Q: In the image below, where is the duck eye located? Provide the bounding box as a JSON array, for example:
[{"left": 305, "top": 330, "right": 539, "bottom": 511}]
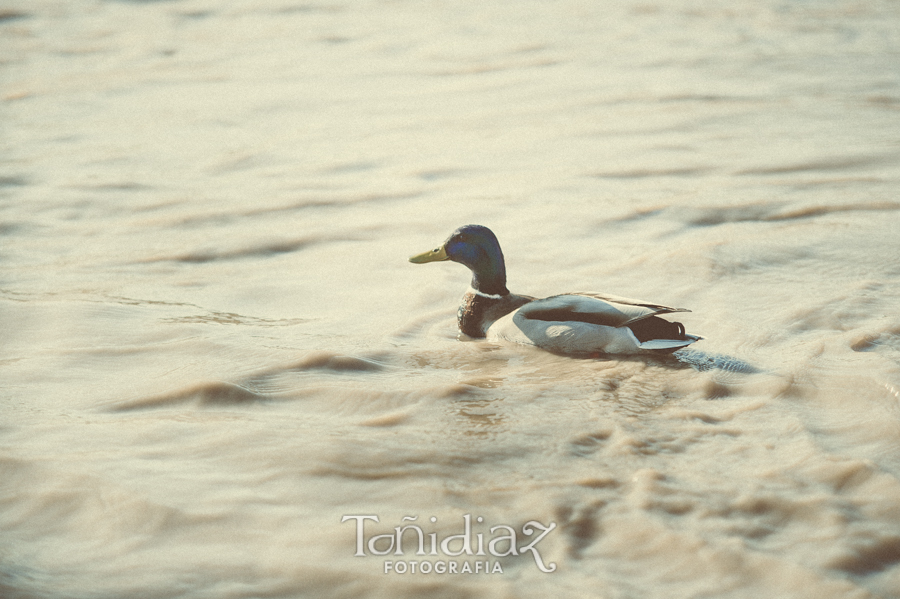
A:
[{"left": 433, "top": 248, "right": 440, "bottom": 252}]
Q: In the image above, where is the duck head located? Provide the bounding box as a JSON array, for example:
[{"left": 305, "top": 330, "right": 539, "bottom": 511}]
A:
[{"left": 409, "top": 224, "right": 509, "bottom": 296}]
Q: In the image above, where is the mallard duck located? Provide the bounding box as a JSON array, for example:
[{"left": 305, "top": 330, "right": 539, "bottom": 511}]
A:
[{"left": 409, "top": 224, "right": 700, "bottom": 355}]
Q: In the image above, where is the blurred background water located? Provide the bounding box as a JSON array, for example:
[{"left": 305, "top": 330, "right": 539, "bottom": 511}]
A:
[{"left": 2, "top": 1, "right": 900, "bottom": 597}]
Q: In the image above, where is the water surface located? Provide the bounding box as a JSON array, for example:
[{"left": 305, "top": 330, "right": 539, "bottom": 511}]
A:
[{"left": 2, "top": 0, "right": 900, "bottom": 597}]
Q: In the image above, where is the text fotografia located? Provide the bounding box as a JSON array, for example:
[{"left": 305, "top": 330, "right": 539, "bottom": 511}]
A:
[{"left": 341, "top": 514, "right": 557, "bottom": 574}]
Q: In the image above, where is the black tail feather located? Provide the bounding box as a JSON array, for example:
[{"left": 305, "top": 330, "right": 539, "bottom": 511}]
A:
[{"left": 627, "top": 316, "right": 686, "bottom": 343}]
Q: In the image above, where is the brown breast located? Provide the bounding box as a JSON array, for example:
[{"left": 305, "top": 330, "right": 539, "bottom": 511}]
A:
[{"left": 457, "top": 292, "right": 533, "bottom": 338}]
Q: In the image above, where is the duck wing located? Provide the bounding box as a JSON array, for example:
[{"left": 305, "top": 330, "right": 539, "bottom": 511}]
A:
[{"left": 516, "top": 292, "right": 689, "bottom": 328}]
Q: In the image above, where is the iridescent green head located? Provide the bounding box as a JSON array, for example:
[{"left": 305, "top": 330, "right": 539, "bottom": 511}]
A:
[{"left": 409, "top": 224, "right": 509, "bottom": 296}]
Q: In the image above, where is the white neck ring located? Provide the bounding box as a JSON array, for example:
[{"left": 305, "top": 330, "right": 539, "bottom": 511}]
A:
[{"left": 467, "top": 286, "right": 505, "bottom": 300}]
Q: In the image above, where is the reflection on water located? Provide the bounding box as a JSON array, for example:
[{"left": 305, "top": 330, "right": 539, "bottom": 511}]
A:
[{"left": 2, "top": 0, "right": 900, "bottom": 597}]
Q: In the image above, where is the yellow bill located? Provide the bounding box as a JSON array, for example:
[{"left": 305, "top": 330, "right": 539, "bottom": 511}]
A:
[{"left": 409, "top": 245, "right": 449, "bottom": 264}]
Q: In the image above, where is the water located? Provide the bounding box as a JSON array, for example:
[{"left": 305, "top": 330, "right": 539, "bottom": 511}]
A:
[{"left": 2, "top": 0, "right": 900, "bottom": 597}]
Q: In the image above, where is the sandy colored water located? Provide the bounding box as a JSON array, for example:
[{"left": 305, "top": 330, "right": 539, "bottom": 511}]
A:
[{"left": 2, "top": 0, "right": 900, "bottom": 597}]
